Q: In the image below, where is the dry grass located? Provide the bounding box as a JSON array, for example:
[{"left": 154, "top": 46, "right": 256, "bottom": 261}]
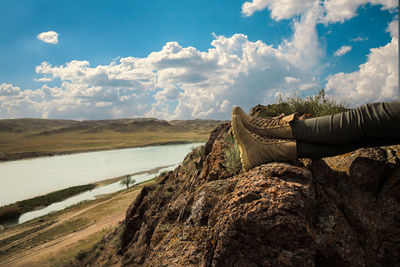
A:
[
  {"left": 0, "top": 130, "right": 211, "bottom": 160},
  {"left": 258, "top": 89, "right": 349, "bottom": 118},
  {"left": 0, "top": 118, "right": 223, "bottom": 160},
  {"left": 45, "top": 229, "right": 108, "bottom": 267},
  {"left": 0, "top": 181, "right": 150, "bottom": 266},
  {"left": 223, "top": 133, "right": 242, "bottom": 175}
]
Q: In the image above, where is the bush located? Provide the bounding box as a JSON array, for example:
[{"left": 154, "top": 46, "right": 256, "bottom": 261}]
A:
[
  {"left": 120, "top": 175, "right": 136, "bottom": 189},
  {"left": 223, "top": 134, "right": 242, "bottom": 175},
  {"left": 0, "top": 204, "right": 20, "bottom": 222},
  {"left": 191, "top": 145, "right": 204, "bottom": 159},
  {"left": 75, "top": 250, "right": 87, "bottom": 261},
  {"left": 258, "top": 89, "right": 349, "bottom": 118}
]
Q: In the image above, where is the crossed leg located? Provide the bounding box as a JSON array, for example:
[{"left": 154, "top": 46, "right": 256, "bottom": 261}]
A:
[{"left": 291, "top": 101, "right": 400, "bottom": 158}]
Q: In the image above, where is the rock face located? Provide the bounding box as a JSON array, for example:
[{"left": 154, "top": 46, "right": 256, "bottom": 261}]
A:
[{"left": 90, "top": 122, "right": 400, "bottom": 266}]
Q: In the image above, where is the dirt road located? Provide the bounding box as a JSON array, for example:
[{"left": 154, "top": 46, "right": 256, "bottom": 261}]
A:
[{"left": 0, "top": 184, "right": 144, "bottom": 267}]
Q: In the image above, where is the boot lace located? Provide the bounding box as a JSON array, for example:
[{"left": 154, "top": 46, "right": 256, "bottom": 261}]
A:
[
  {"left": 249, "top": 116, "right": 289, "bottom": 129},
  {"left": 248, "top": 130, "right": 286, "bottom": 144}
]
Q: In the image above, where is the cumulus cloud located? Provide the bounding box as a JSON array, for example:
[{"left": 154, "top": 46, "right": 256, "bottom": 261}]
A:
[
  {"left": 242, "top": 0, "right": 315, "bottom": 20},
  {"left": 299, "top": 83, "right": 319, "bottom": 91},
  {"left": 280, "top": 2, "right": 323, "bottom": 70},
  {"left": 2, "top": 1, "right": 397, "bottom": 119},
  {"left": 326, "top": 20, "right": 398, "bottom": 106},
  {"left": 0, "top": 83, "right": 21, "bottom": 96},
  {"left": 387, "top": 18, "right": 399, "bottom": 38},
  {"left": 241, "top": 0, "right": 398, "bottom": 23},
  {"left": 334, "top": 45, "right": 352, "bottom": 56},
  {"left": 219, "top": 99, "right": 231, "bottom": 112},
  {"left": 0, "top": 32, "right": 319, "bottom": 119},
  {"left": 37, "top": 31, "right": 59, "bottom": 44},
  {"left": 240, "top": 0, "right": 398, "bottom": 107},
  {"left": 323, "top": 0, "right": 397, "bottom": 23}
]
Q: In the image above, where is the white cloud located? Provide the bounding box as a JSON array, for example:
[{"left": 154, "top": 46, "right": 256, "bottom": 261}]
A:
[
  {"left": 241, "top": 0, "right": 315, "bottom": 20},
  {"left": 279, "top": 3, "right": 323, "bottom": 70},
  {"left": 241, "top": 0, "right": 398, "bottom": 23},
  {"left": 299, "top": 83, "right": 319, "bottom": 91},
  {"left": 0, "top": 83, "right": 21, "bottom": 96},
  {"left": 2, "top": 2, "right": 397, "bottom": 120},
  {"left": 1, "top": 32, "right": 318, "bottom": 120},
  {"left": 219, "top": 99, "right": 230, "bottom": 112},
  {"left": 387, "top": 18, "right": 398, "bottom": 38},
  {"left": 334, "top": 45, "right": 352, "bottom": 56},
  {"left": 350, "top": 36, "right": 369, "bottom": 42},
  {"left": 37, "top": 31, "right": 59, "bottom": 44},
  {"left": 326, "top": 23, "right": 398, "bottom": 106},
  {"left": 154, "top": 87, "right": 181, "bottom": 101},
  {"left": 285, "top": 76, "right": 300, "bottom": 83},
  {"left": 34, "top": 77, "right": 53, "bottom": 82},
  {"left": 323, "top": 0, "right": 397, "bottom": 23},
  {"left": 240, "top": 0, "right": 398, "bottom": 108},
  {"left": 95, "top": 102, "right": 113, "bottom": 107}
]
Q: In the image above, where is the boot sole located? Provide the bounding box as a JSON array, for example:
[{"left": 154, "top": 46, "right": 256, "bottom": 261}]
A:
[{"left": 231, "top": 115, "right": 251, "bottom": 172}]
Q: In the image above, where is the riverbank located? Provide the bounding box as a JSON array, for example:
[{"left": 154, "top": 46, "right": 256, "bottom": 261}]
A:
[
  {"left": 0, "top": 142, "right": 203, "bottom": 207},
  {"left": 0, "top": 140, "right": 199, "bottom": 162},
  {"left": 0, "top": 118, "right": 223, "bottom": 162},
  {"left": 0, "top": 164, "right": 174, "bottom": 226},
  {"left": 0, "top": 184, "right": 96, "bottom": 223},
  {"left": 0, "top": 177, "right": 157, "bottom": 266}
]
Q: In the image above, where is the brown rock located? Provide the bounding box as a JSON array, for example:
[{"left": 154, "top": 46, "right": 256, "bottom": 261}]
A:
[
  {"left": 209, "top": 163, "right": 316, "bottom": 266},
  {"left": 86, "top": 122, "right": 400, "bottom": 267}
]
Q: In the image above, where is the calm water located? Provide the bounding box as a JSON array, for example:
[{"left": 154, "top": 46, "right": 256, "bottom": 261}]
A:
[
  {"left": 11, "top": 164, "right": 178, "bottom": 225},
  {"left": 0, "top": 143, "right": 203, "bottom": 207}
]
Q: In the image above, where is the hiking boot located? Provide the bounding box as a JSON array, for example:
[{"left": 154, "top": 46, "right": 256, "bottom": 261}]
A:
[
  {"left": 231, "top": 115, "right": 297, "bottom": 171},
  {"left": 232, "top": 106, "right": 297, "bottom": 139}
]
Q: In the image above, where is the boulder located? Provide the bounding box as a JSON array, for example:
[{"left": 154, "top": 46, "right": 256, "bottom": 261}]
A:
[{"left": 88, "top": 122, "right": 400, "bottom": 267}]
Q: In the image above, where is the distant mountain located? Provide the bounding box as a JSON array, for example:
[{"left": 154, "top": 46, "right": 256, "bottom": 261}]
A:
[
  {"left": 0, "top": 118, "right": 226, "bottom": 135},
  {"left": 0, "top": 118, "right": 76, "bottom": 133},
  {"left": 0, "top": 117, "right": 226, "bottom": 161}
]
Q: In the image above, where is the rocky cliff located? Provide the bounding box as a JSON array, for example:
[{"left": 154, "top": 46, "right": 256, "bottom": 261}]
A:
[{"left": 83, "top": 122, "right": 400, "bottom": 266}]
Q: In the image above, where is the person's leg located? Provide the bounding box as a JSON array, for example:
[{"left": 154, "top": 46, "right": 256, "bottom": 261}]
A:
[
  {"left": 291, "top": 101, "right": 400, "bottom": 144},
  {"left": 297, "top": 137, "right": 400, "bottom": 158}
]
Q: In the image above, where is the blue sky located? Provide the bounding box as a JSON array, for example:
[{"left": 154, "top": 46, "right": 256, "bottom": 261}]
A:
[{"left": 0, "top": 0, "right": 398, "bottom": 120}]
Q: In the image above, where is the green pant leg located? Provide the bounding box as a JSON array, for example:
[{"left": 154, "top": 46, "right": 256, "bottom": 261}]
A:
[
  {"left": 297, "top": 137, "right": 400, "bottom": 158},
  {"left": 291, "top": 101, "right": 400, "bottom": 144}
]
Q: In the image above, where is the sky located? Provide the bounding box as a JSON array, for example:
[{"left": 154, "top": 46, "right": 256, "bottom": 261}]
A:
[{"left": 0, "top": 0, "right": 398, "bottom": 120}]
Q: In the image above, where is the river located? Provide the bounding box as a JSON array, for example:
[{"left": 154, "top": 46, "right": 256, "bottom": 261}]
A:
[{"left": 0, "top": 143, "right": 203, "bottom": 207}]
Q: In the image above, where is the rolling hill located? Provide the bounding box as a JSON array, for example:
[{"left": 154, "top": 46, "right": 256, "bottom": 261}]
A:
[{"left": 0, "top": 118, "right": 225, "bottom": 161}]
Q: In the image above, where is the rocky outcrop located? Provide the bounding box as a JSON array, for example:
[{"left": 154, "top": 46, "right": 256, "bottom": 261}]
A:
[{"left": 88, "top": 122, "right": 400, "bottom": 266}]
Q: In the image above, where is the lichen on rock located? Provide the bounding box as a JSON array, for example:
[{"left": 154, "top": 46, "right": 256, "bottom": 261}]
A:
[{"left": 84, "top": 122, "right": 400, "bottom": 267}]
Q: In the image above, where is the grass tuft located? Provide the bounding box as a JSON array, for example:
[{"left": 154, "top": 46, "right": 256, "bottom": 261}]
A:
[
  {"left": 223, "top": 134, "right": 241, "bottom": 175},
  {"left": 191, "top": 145, "right": 205, "bottom": 159},
  {"left": 258, "top": 89, "right": 349, "bottom": 118},
  {"left": 75, "top": 250, "right": 88, "bottom": 261}
]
